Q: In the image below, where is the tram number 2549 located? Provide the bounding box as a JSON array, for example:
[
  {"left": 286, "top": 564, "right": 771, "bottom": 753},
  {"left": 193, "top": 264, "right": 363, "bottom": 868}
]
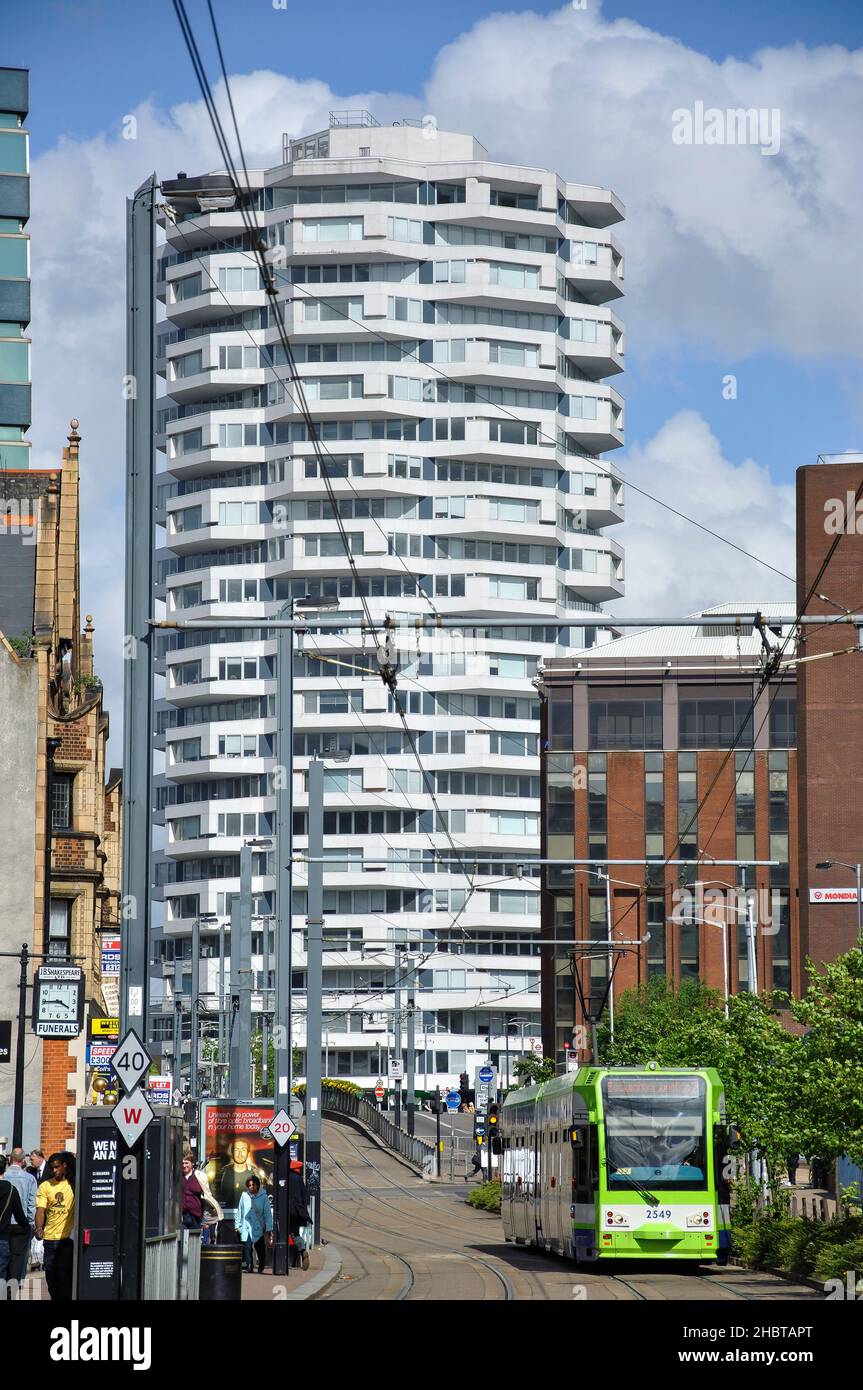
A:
[{"left": 644, "top": 1208, "right": 674, "bottom": 1221}]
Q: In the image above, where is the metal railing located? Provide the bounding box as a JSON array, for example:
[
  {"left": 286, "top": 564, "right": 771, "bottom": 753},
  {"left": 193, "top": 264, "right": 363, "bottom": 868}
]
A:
[
  {"left": 143, "top": 1227, "right": 201, "bottom": 1300},
  {"left": 322, "top": 1085, "right": 435, "bottom": 1172},
  {"left": 143, "top": 1233, "right": 181, "bottom": 1301}
]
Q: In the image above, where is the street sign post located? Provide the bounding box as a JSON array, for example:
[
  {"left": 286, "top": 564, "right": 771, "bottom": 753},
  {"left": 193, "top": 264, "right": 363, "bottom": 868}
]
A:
[
  {"left": 474, "top": 1063, "right": 498, "bottom": 1105},
  {"left": 111, "top": 1086, "right": 155, "bottom": 1147},
  {"left": 111, "top": 1029, "right": 151, "bottom": 1092},
  {"left": 445, "top": 1090, "right": 461, "bottom": 1112},
  {"left": 374, "top": 1081, "right": 385, "bottom": 1103},
  {"left": 271, "top": 1109, "right": 297, "bottom": 1147},
  {"left": 388, "top": 1058, "right": 404, "bottom": 1081}
]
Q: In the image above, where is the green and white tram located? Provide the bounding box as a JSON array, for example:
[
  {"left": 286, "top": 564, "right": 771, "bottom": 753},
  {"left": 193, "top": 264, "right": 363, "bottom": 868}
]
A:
[{"left": 499, "top": 1065, "right": 732, "bottom": 1262}]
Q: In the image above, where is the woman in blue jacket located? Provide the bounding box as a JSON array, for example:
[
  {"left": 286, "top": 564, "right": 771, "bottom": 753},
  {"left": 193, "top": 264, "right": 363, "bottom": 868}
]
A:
[{"left": 234, "top": 1175, "right": 273, "bottom": 1273}]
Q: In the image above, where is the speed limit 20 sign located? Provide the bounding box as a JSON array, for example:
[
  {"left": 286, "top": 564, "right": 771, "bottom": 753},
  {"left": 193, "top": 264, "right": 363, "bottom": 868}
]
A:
[
  {"left": 111, "top": 1029, "right": 152, "bottom": 1091},
  {"left": 270, "top": 1108, "right": 297, "bottom": 1146}
]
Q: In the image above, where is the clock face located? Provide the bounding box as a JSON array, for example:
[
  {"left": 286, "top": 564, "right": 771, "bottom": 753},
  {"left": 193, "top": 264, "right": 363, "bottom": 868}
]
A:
[{"left": 40, "top": 983, "right": 79, "bottom": 1020}]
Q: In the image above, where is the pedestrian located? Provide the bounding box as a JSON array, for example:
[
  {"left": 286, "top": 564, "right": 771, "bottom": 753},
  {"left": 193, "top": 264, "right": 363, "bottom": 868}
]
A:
[
  {"left": 288, "top": 1159, "right": 311, "bottom": 1271},
  {"left": 27, "top": 1150, "right": 48, "bottom": 1183},
  {"left": 34, "top": 1153, "right": 75, "bottom": 1301},
  {"left": 465, "top": 1147, "right": 483, "bottom": 1182},
  {"left": 0, "top": 1155, "right": 30, "bottom": 1293},
  {"left": 3, "top": 1148, "right": 36, "bottom": 1285},
  {"left": 235, "top": 1175, "right": 272, "bottom": 1273},
  {"left": 182, "top": 1153, "right": 205, "bottom": 1231}
]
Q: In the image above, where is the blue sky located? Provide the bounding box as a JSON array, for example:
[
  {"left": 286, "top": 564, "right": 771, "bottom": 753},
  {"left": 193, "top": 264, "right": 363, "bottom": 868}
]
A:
[
  {"left": 5, "top": 0, "right": 863, "bottom": 154},
  {"left": 9, "top": 0, "right": 863, "bottom": 729}
]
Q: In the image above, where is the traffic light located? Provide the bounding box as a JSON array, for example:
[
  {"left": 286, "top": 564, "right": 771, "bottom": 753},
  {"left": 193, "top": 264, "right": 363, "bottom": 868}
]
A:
[
  {"left": 428, "top": 1091, "right": 440, "bottom": 1114},
  {"left": 487, "top": 1102, "right": 501, "bottom": 1153},
  {"left": 459, "top": 1071, "right": 470, "bottom": 1101}
]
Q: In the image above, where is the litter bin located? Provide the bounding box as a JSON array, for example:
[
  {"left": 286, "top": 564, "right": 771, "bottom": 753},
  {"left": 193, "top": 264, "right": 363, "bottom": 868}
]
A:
[{"left": 199, "top": 1243, "right": 243, "bottom": 1301}]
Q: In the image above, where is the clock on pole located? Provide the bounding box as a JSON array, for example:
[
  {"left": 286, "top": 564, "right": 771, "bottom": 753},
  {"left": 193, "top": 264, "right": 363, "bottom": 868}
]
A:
[{"left": 32, "top": 964, "right": 84, "bottom": 1039}]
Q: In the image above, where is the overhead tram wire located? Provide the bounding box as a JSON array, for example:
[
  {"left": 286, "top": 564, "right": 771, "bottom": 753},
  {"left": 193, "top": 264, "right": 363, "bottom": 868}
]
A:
[
  {"left": 605, "top": 472, "right": 863, "bottom": 942},
  {"left": 160, "top": 231, "right": 482, "bottom": 933},
  {"left": 173, "top": 3, "right": 847, "bottom": 971},
  {"left": 157, "top": 232, "right": 664, "bottom": 839},
  {"left": 171, "top": 0, "right": 479, "bottom": 920}
]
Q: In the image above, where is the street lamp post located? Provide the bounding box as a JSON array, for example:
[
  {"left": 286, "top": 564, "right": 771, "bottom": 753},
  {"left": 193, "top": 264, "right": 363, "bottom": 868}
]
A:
[{"left": 816, "top": 860, "right": 863, "bottom": 947}]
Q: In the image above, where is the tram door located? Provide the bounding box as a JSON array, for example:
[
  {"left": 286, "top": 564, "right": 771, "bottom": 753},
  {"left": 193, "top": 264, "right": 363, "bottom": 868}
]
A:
[{"left": 533, "top": 1120, "right": 544, "bottom": 1247}]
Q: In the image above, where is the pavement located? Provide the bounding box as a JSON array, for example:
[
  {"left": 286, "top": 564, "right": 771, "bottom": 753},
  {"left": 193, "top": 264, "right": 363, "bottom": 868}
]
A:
[{"left": 240, "top": 1241, "right": 342, "bottom": 1301}]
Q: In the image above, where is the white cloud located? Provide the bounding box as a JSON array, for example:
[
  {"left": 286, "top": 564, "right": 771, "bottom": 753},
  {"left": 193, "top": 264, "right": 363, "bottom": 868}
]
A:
[
  {"left": 616, "top": 410, "right": 795, "bottom": 618},
  {"left": 26, "top": 5, "right": 862, "bottom": 737},
  {"left": 426, "top": 3, "right": 863, "bottom": 359}
]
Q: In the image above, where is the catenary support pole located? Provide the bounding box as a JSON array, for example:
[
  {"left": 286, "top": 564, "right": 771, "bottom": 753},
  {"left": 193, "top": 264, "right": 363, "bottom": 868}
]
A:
[
  {"left": 218, "top": 921, "right": 226, "bottom": 1093},
  {"left": 272, "top": 601, "right": 294, "bottom": 1276},
  {"left": 394, "top": 945, "right": 402, "bottom": 1130},
  {"left": 306, "top": 757, "right": 324, "bottom": 1247},
  {"left": 238, "top": 844, "right": 253, "bottom": 1089},
  {"left": 173, "top": 959, "right": 183, "bottom": 1092},
  {"left": 190, "top": 915, "right": 201, "bottom": 1106},
  {"left": 406, "top": 957, "right": 416, "bottom": 1137},
  {"left": 117, "top": 171, "right": 157, "bottom": 1302}
]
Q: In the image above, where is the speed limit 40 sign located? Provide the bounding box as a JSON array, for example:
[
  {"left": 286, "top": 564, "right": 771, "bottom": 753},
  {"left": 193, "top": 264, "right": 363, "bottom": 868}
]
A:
[
  {"left": 270, "top": 1108, "right": 297, "bottom": 1146},
  {"left": 111, "top": 1029, "right": 152, "bottom": 1091}
]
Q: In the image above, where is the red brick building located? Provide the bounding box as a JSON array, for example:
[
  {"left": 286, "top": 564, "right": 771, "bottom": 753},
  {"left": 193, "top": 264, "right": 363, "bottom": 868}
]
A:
[
  {"left": 539, "top": 603, "right": 798, "bottom": 1067},
  {"left": 796, "top": 455, "right": 863, "bottom": 965}
]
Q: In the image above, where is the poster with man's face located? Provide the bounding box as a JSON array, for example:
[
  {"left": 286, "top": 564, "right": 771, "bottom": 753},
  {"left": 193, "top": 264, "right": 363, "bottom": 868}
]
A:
[{"left": 201, "top": 1103, "right": 274, "bottom": 1212}]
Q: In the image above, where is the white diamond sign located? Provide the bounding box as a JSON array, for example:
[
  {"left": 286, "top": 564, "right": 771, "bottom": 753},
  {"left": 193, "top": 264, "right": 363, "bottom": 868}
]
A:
[
  {"left": 112, "top": 1086, "right": 155, "bottom": 1146},
  {"left": 270, "top": 1109, "right": 296, "bottom": 1147},
  {"left": 111, "top": 1029, "right": 152, "bottom": 1091}
]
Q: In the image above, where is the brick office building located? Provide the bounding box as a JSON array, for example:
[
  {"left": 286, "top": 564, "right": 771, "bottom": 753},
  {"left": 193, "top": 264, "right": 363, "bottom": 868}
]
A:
[
  {"left": 797, "top": 454, "right": 863, "bottom": 965},
  {"left": 538, "top": 603, "right": 799, "bottom": 1067},
  {"left": 0, "top": 421, "right": 122, "bottom": 1151}
]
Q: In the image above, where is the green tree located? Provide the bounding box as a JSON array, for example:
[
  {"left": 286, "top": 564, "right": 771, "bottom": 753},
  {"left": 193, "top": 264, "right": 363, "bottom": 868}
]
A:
[
  {"left": 512, "top": 1054, "right": 556, "bottom": 1087},
  {"left": 791, "top": 950, "right": 863, "bottom": 1167},
  {"left": 250, "top": 1031, "right": 303, "bottom": 1098},
  {"left": 599, "top": 976, "right": 802, "bottom": 1184}
]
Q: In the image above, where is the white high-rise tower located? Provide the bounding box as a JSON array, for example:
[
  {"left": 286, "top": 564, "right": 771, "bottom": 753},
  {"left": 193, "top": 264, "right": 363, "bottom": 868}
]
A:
[{"left": 152, "top": 115, "right": 624, "bottom": 1092}]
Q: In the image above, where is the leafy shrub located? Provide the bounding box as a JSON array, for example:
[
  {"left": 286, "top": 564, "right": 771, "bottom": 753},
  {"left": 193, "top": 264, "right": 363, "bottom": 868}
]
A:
[
  {"left": 295, "top": 1078, "right": 364, "bottom": 1099},
  {"left": 734, "top": 1212, "right": 863, "bottom": 1281},
  {"left": 812, "top": 1237, "right": 863, "bottom": 1284},
  {"left": 468, "top": 1180, "right": 501, "bottom": 1214}
]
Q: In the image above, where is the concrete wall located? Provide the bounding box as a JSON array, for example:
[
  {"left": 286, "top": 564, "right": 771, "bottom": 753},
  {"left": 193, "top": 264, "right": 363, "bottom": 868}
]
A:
[{"left": 0, "top": 647, "right": 41, "bottom": 1149}]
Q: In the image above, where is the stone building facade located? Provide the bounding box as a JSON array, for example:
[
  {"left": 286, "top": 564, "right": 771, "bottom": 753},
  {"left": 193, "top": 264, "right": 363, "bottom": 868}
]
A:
[{"left": 0, "top": 421, "right": 122, "bottom": 1151}]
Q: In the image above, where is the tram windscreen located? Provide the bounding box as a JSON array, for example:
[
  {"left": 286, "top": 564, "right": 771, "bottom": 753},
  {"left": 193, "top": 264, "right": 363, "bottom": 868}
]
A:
[{"left": 601, "top": 1076, "right": 708, "bottom": 1191}]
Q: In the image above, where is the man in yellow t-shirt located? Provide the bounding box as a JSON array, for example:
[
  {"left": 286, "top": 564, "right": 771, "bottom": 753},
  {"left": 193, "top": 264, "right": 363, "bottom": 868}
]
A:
[{"left": 35, "top": 1154, "right": 75, "bottom": 1300}]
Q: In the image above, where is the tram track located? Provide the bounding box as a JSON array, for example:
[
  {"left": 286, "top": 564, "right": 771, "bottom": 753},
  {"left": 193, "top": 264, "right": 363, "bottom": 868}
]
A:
[
  {"left": 319, "top": 1122, "right": 813, "bottom": 1302},
  {"left": 321, "top": 1125, "right": 517, "bottom": 1299}
]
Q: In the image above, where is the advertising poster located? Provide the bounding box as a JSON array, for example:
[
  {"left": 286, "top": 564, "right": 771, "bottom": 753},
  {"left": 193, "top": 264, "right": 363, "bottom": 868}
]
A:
[
  {"left": 201, "top": 1101, "right": 275, "bottom": 1212},
  {"left": 100, "top": 935, "right": 121, "bottom": 975}
]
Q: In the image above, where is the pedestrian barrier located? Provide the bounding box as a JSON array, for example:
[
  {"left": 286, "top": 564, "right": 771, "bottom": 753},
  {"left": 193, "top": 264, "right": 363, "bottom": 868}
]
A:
[
  {"left": 181, "top": 1226, "right": 201, "bottom": 1300},
  {"left": 321, "top": 1084, "right": 435, "bottom": 1172},
  {"left": 143, "top": 1232, "right": 182, "bottom": 1300}
]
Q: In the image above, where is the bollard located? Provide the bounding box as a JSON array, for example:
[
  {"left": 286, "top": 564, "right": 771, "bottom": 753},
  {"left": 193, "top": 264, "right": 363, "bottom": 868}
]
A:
[{"left": 199, "top": 1243, "right": 243, "bottom": 1301}]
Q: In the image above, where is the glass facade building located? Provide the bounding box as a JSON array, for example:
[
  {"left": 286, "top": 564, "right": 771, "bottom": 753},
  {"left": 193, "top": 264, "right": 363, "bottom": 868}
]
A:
[{"left": 0, "top": 68, "right": 30, "bottom": 470}]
